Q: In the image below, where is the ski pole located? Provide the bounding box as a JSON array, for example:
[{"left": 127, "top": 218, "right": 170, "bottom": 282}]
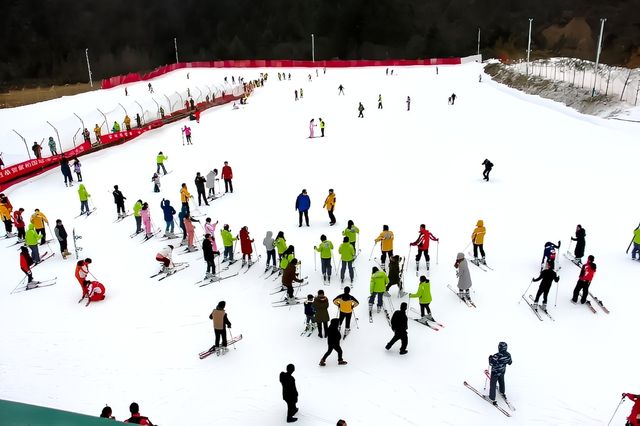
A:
[
  {"left": 607, "top": 394, "right": 626, "bottom": 426},
  {"left": 405, "top": 245, "right": 412, "bottom": 273},
  {"left": 483, "top": 366, "right": 490, "bottom": 391},
  {"left": 554, "top": 278, "right": 559, "bottom": 307},
  {"left": 626, "top": 226, "right": 638, "bottom": 253},
  {"left": 314, "top": 250, "right": 317, "bottom": 271},
  {"left": 228, "top": 329, "right": 237, "bottom": 351},
  {"left": 368, "top": 241, "right": 378, "bottom": 261},
  {"left": 518, "top": 280, "right": 535, "bottom": 304}
]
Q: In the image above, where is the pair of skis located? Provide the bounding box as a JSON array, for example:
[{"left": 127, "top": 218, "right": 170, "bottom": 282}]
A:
[
  {"left": 11, "top": 277, "right": 57, "bottom": 294},
  {"left": 269, "top": 278, "right": 309, "bottom": 295},
  {"left": 198, "top": 334, "right": 242, "bottom": 359},
  {"left": 467, "top": 253, "right": 493, "bottom": 271},
  {"left": 410, "top": 307, "right": 445, "bottom": 331},
  {"left": 149, "top": 263, "right": 189, "bottom": 280},
  {"left": 447, "top": 284, "right": 476, "bottom": 308},
  {"left": 196, "top": 272, "right": 239, "bottom": 287},
  {"left": 113, "top": 212, "right": 133, "bottom": 223},
  {"left": 74, "top": 208, "right": 97, "bottom": 218},
  {"left": 463, "top": 380, "right": 514, "bottom": 417},
  {"left": 522, "top": 294, "right": 553, "bottom": 321},
  {"left": 301, "top": 323, "right": 317, "bottom": 337}
]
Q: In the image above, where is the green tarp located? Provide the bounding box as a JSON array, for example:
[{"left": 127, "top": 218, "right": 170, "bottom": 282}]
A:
[{"left": 0, "top": 399, "right": 125, "bottom": 426}]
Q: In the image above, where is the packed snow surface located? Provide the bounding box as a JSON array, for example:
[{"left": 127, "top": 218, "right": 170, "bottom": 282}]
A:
[{"left": 1, "top": 63, "right": 638, "bottom": 425}]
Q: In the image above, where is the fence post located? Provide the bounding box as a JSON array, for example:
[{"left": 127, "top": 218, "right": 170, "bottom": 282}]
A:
[
  {"left": 163, "top": 95, "right": 172, "bottom": 112},
  {"left": 635, "top": 81, "right": 640, "bottom": 106},
  {"left": 12, "top": 129, "right": 31, "bottom": 160},
  {"left": 619, "top": 69, "right": 632, "bottom": 101},
  {"left": 46, "top": 121, "right": 63, "bottom": 154},
  {"left": 73, "top": 113, "right": 85, "bottom": 139},
  {"left": 118, "top": 103, "right": 128, "bottom": 116},
  {"left": 72, "top": 128, "right": 81, "bottom": 147},
  {"left": 134, "top": 101, "right": 144, "bottom": 124},
  {"left": 605, "top": 69, "right": 611, "bottom": 95},
  {"left": 97, "top": 108, "right": 108, "bottom": 132},
  {"left": 175, "top": 92, "right": 184, "bottom": 109}
]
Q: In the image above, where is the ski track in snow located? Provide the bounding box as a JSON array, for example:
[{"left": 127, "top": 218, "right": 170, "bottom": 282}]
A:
[{"left": 1, "top": 63, "right": 639, "bottom": 425}]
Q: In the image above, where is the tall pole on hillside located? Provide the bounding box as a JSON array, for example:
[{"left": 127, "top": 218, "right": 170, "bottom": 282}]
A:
[
  {"left": 311, "top": 33, "right": 315, "bottom": 62},
  {"left": 85, "top": 48, "right": 93, "bottom": 87},
  {"left": 174, "top": 37, "right": 179, "bottom": 63},
  {"left": 592, "top": 18, "right": 607, "bottom": 97},
  {"left": 526, "top": 18, "right": 533, "bottom": 75},
  {"left": 477, "top": 28, "right": 481, "bottom": 56}
]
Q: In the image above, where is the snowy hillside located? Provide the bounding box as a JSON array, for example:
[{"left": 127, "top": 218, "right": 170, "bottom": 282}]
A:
[{"left": 1, "top": 63, "right": 639, "bottom": 425}]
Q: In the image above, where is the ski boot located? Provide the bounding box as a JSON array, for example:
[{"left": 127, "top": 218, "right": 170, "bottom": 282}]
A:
[
  {"left": 480, "top": 257, "right": 486, "bottom": 265},
  {"left": 399, "top": 350, "right": 408, "bottom": 355},
  {"left": 532, "top": 302, "right": 538, "bottom": 309},
  {"left": 426, "top": 261, "right": 430, "bottom": 271},
  {"left": 241, "top": 260, "right": 247, "bottom": 266},
  {"left": 205, "top": 272, "right": 215, "bottom": 279},
  {"left": 187, "top": 246, "right": 197, "bottom": 252},
  {"left": 264, "top": 265, "right": 270, "bottom": 273},
  {"left": 377, "top": 305, "right": 382, "bottom": 313},
  {"left": 286, "top": 296, "right": 297, "bottom": 305},
  {"left": 273, "top": 265, "right": 279, "bottom": 273},
  {"left": 541, "top": 303, "right": 547, "bottom": 311}
]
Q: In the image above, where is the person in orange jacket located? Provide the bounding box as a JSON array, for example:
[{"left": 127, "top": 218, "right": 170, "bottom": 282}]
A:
[
  {"left": 75, "top": 258, "right": 93, "bottom": 297},
  {"left": 323, "top": 189, "right": 336, "bottom": 226},
  {"left": 180, "top": 183, "right": 192, "bottom": 213},
  {"left": 471, "top": 220, "right": 486, "bottom": 264},
  {"left": 374, "top": 225, "right": 394, "bottom": 270}
]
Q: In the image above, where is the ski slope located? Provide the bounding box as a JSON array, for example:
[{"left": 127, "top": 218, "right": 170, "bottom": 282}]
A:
[{"left": 0, "top": 62, "right": 638, "bottom": 425}]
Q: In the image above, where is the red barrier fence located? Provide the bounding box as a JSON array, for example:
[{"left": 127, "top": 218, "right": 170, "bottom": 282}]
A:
[{"left": 101, "top": 57, "right": 462, "bottom": 89}]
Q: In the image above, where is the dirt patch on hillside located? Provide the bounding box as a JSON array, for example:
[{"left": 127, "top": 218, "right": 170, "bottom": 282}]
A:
[
  {"left": 0, "top": 83, "right": 97, "bottom": 108},
  {"left": 541, "top": 17, "right": 595, "bottom": 59}
]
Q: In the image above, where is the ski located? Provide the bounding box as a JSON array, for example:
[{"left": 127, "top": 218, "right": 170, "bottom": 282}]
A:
[
  {"left": 272, "top": 300, "right": 304, "bottom": 308},
  {"left": 129, "top": 231, "right": 144, "bottom": 238},
  {"left": 198, "top": 272, "right": 239, "bottom": 287},
  {"left": 467, "top": 253, "right": 489, "bottom": 271},
  {"left": 6, "top": 240, "right": 24, "bottom": 248},
  {"left": 522, "top": 294, "right": 543, "bottom": 321},
  {"left": 75, "top": 208, "right": 97, "bottom": 218},
  {"left": 528, "top": 295, "right": 554, "bottom": 321},
  {"left": 409, "top": 308, "right": 445, "bottom": 328},
  {"left": 199, "top": 334, "right": 243, "bottom": 359},
  {"left": 32, "top": 252, "right": 54, "bottom": 266},
  {"left": 447, "top": 285, "right": 474, "bottom": 308},
  {"left": 113, "top": 212, "right": 133, "bottom": 223},
  {"left": 152, "top": 263, "right": 189, "bottom": 280},
  {"left": 588, "top": 292, "right": 609, "bottom": 314},
  {"left": 301, "top": 323, "right": 317, "bottom": 337},
  {"left": 11, "top": 278, "right": 57, "bottom": 294},
  {"left": 463, "top": 381, "right": 511, "bottom": 417},
  {"left": 482, "top": 370, "right": 516, "bottom": 411},
  {"left": 585, "top": 300, "right": 597, "bottom": 314},
  {"left": 413, "top": 318, "right": 439, "bottom": 330},
  {"left": 264, "top": 268, "right": 279, "bottom": 279},
  {"left": 269, "top": 280, "right": 308, "bottom": 295},
  {"left": 563, "top": 252, "right": 582, "bottom": 268}
]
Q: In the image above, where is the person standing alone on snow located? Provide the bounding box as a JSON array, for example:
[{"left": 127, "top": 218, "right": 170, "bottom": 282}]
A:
[
  {"left": 471, "top": 220, "right": 486, "bottom": 264},
  {"left": 313, "top": 290, "right": 330, "bottom": 338},
  {"left": 160, "top": 199, "right": 176, "bottom": 237},
  {"left": 78, "top": 184, "right": 91, "bottom": 215},
  {"left": 571, "top": 224, "right": 586, "bottom": 264},
  {"left": 319, "top": 318, "right": 348, "bottom": 367},
  {"left": 319, "top": 118, "right": 325, "bottom": 137},
  {"left": 295, "top": 189, "right": 311, "bottom": 227},
  {"left": 156, "top": 152, "right": 168, "bottom": 175},
  {"left": 222, "top": 161, "right": 233, "bottom": 193},
  {"left": 323, "top": 189, "right": 336, "bottom": 226},
  {"left": 488, "top": 342, "right": 512, "bottom": 405},
  {"left": 406, "top": 96, "right": 411, "bottom": 111},
  {"left": 482, "top": 159, "right": 493, "bottom": 181},
  {"left": 377, "top": 94, "right": 383, "bottom": 109},
  {"left": 209, "top": 301, "right": 231, "bottom": 353},
  {"left": 385, "top": 302, "right": 408, "bottom": 354},
  {"left": 571, "top": 255, "right": 596, "bottom": 305},
  {"left": 279, "top": 364, "right": 299, "bottom": 423},
  {"left": 357, "top": 102, "right": 365, "bottom": 118},
  {"left": 112, "top": 185, "right": 126, "bottom": 219}
]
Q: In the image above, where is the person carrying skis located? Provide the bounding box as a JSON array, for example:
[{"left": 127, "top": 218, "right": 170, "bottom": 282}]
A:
[
  {"left": 113, "top": 185, "right": 126, "bottom": 219},
  {"left": 313, "top": 289, "right": 330, "bottom": 338},
  {"left": 206, "top": 169, "right": 218, "bottom": 198},
  {"left": 374, "top": 225, "right": 394, "bottom": 270},
  {"left": 304, "top": 294, "right": 316, "bottom": 333},
  {"left": 622, "top": 393, "right": 640, "bottom": 426},
  {"left": 222, "top": 161, "right": 233, "bottom": 193},
  {"left": 133, "top": 200, "right": 143, "bottom": 234},
  {"left": 47, "top": 137, "right": 57, "bottom": 156},
  {"left": 309, "top": 118, "right": 316, "bottom": 138},
  {"left": 455, "top": 252, "right": 472, "bottom": 299},
  {"left": 315, "top": 234, "right": 334, "bottom": 282},
  {"left": 194, "top": 172, "right": 209, "bottom": 206},
  {"left": 571, "top": 255, "right": 596, "bottom": 305},
  {"left": 333, "top": 286, "right": 359, "bottom": 332},
  {"left": 295, "top": 189, "right": 310, "bottom": 227},
  {"left": 338, "top": 236, "right": 355, "bottom": 284},
  {"left": 531, "top": 262, "right": 559, "bottom": 309},
  {"left": 282, "top": 258, "right": 304, "bottom": 303},
  {"left": 323, "top": 189, "right": 336, "bottom": 226},
  {"left": 155, "top": 245, "right": 174, "bottom": 272},
  {"left": 75, "top": 258, "right": 93, "bottom": 297},
  {"left": 357, "top": 102, "right": 365, "bottom": 118},
  {"left": 632, "top": 224, "right": 640, "bottom": 260},
  {"left": 369, "top": 266, "right": 389, "bottom": 315},
  {"left": 488, "top": 341, "right": 513, "bottom": 405},
  {"left": 410, "top": 224, "right": 439, "bottom": 271},
  {"left": 319, "top": 318, "right": 348, "bottom": 366},
  {"left": 184, "top": 213, "right": 199, "bottom": 251},
  {"left": 156, "top": 152, "right": 168, "bottom": 175},
  {"left": 385, "top": 302, "right": 408, "bottom": 355},
  {"left": 72, "top": 158, "right": 82, "bottom": 182},
  {"left": 160, "top": 199, "right": 176, "bottom": 237},
  {"left": 342, "top": 220, "right": 360, "bottom": 250},
  {"left": 542, "top": 241, "right": 561, "bottom": 270},
  {"left": 263, "top": 231, "right": 276, "bottom": 272},
  {"left": 209, "top": 301, "right": 232, "bottom": 353},
  {"left": 471, "top": 220, "right": 486, "bottom": 264},
  {"left": 571, "top": 224, "right": 586, "bottom": 264},
  {"left": 385, "top": 255, "right": 404, "bottom": 297},
  {"left": 239, "top": 226, "right": 254, "bottom": 265},
  {"left": 279, "top": 364, "right": 299, "bottom": 423},
  {"left": 30, "top": 209, "right": 48, "bottom": 245},
  {"left": 54, "top": 219, "right": 70, "bottom": 259},
  {"left": 78, "top": 184, "right": 91, "bottom": 215},
  {"left": 25, "top": 224, "right": 41, "bottom": 263},
  {"left": 221, "top": 224, "right": 237, "bottom": 262},
  {"left": 13, "top": 208, "right": 26, "bottom": 242},
  {"left": 19, "top": 246, "right": 36, "bottom": 288},
  {"left": 180, "top": 183, "right": 192, "bottom": 213},
  {"left": 482, "top": 159, "right": 493, "bottom": 181},
  {"left": 203, "top": 234, "right": 217, "bottom": 278},
  {"left": 60, "top": 156, "right": 73, "bottom": 186}
]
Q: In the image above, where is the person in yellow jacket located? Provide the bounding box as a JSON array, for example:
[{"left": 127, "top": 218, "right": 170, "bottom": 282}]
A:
[
  {"left": 93, "top": 124, "right": 101, "bottom": 141},
  {"left": 30, "top": 208, "right": 49, "bottom": 245},
  {"left": 180, "top": 183, "right": 192, "bottom": 213},
  {"left": 323, "top": 189, "right": 336, "bottom": 226},
  {"left": 471, "top": 219, "right": 486, "bottom": 264},
  {"left": 123, "top": 115, "right": 131, "bottom": 131},
  {"left": 0, "top": 201, "right": 13, "bottom": 237},
  {"left": 631, "top": 223, "right": 640, "bottom": 260},
  {"left": 374, "top": 224, "right": 394, "bottom": 269},
  {"left": 333, "top": 286, "right": 359, "bottom": 333},
  {"left": 369, "top": 266, "right": 389, "bottom": 316},
  {"left": 409, "top": 275, "right": 433, "bottom": 321}
]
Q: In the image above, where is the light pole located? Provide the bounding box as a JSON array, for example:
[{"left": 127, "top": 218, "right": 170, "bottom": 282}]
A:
[
  {"left": 174, "top": 37, "right": 179, "bottom": 63},
  {"left": 311, "top": 33, "right": 315, "bottom": 62},
  {"left": 477, "top": 28, "right": 481, "bottom": 56},
  {"left": 85, "top": 48, "right": 93, "bottom": 87},
  {"left": 526, "top": 18, "right": 533, "bottom": 75},
  {"left": 592, "top": 18, "right": 607, "bottom": 97}
]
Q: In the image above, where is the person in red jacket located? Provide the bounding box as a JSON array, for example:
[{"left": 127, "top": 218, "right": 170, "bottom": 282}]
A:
[
  {"left": 409, "top": 224, "right": 439, "bottom": 271},
  {"left": 239, "top": 226, "right": 254, "bottom": 265},
  {"left": 571, "top": 255, "right": 596, "bottom": 304},
  {"left": 624, "top": 393, "right": 640, "bottom": 426},
  {"left": 75, "top": 258, "right": 92, "bottom": 297},
  {"left": 19, "top": 246, "right": 36, "bottom": 288},
  {"left": 13, "top": 208, "right": 26, "bottom": 241},
  {"left": 87, "top": 281, "right": 106, "bottom": 302},
  {"left": 124, "top": 402, "right": 154, "bottom": 425},
  {"left": 222, "top": 161, "right": 233, "bottom": 193}
]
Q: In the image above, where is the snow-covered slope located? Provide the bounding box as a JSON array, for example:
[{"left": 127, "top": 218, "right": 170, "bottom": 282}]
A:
[{"left": 1, "top": 63, "right": 638, "bottom": 425}]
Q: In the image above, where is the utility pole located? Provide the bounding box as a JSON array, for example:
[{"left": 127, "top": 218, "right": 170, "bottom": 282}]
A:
[
  {"left": 526, "top": 18, "right": 533, "bottom": 75},
  {"left": 477, "top": 28, "right": 481, "bottom": 56},
  {"left": 311, "top": 33, "right": 315, "bottom": 62},
  {"left": 592, "top": 18, "right": 607, "bottom": 97},
  {"left": 174, "top": 37, "right": 179, "bottom": 63},
  {"left": 85, "top": 48, "right": 93, "bottom": 87}
]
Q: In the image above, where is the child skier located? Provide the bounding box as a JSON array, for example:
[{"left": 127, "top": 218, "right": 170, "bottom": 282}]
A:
[
  {"left": 161, "top": 199, "right": 176, "bottom": 237},
  {"left": 203, "top": 234, "right": 218, "bottom": 278},
  {"left": 113, "top": 185, "right": 127, "bottom": 218},
  {"left": 209, "top": 301, "right": 232, "bottom": 353},
  {"left": 184, "top": 213, "right": 199, "bottom": 252},
  {"left": 342, "top": 220, "right": 359, "bottom": 249},
  {"left": 19, "top": 246, "right": 36, "bottom": 289},
  {"left": 455, "top": 252, "right": 472, "bottom": 299},
  {"left": 571, "top": 255, "right": 596, "bottom": 305},
  {"left": 155, "top": 245, "right": 174, "bottom": 273},
  {"left": 140, "top": 202, "right": 152, "bottom": 238},
  {"left": 313, "top": 290, "right": 330, "bottom": 338},
  {"left": 309, "top": 119, "right": 316, "bottom": 138},
  {"left": 72, "top": 158, "right": 82, "bottom": 182},
  {"left": 531, "top": 263, "right": 560, "bottom": 309},
  {"left": 369, "top": 267, "right": 389, "bottom": 316},
  {"left": 54, "top": 219, "right": 71, "bottom": 259},
  {"left": 542, "top": 241, "right": 561, "bottom": 270},
  {"left": 152, "top": 173, "right": 161, "bottom": 193},
  {"left": 333, "top": 286, "right": 359, "bottom": 333},
  {"left": 322, "top": 189, "right": 336, "bottom": 226},
  {"left": 303, "top": 294, "right": 316, "bottom": 333},
  {"left": 221, "top": 224, "right": 237, "bottom": 263},
  {"left": 274, "top": 231, "right": 287, "bottom": 268},
  {"left": 571, "top": 224, "right": 586, "bottom": 264},
  {"left": 156, "top": 152, "right": 168, "bottom": 175},
  {"left": 338, "top": 236, "right": 355, "bottom": 284},
  {"left": 78, "top": 184, "right": 91, "bottom": 215},
  {"left": 488, "top": 342, "right": 513, "bottom": 405},
  {"left": 282, "top": 258, "right": 304, "bottom": 303},
  {"left": 385, "top": 255, "right": 405, "bottom": 297}
]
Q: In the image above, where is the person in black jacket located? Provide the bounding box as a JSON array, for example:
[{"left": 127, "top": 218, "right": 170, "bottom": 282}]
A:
[
  {"left": 112, "top": 185, "right": 126, "bottom": 218},
  {"left": 385, "top": 302, "right": 408, "bottom": 354},
  {"left": 320, "top": 318, "right": 348, "bottom": 366},
  {"left": 488, "top": 342, "right": 512, "bottom": 404},
  {"left": 202, "top": 234, "right": 218, "bottom": 278},
  {"left": 279, "top": 364, "right": 299, "bottom": 423},
  {"left": 54, "top": 219, "right": 70, "bottom": 259},
  {"left": 194, "top": 172, "right": 209, "bottom": 206},
  {"left": 482, "top": 159, "right": 493, "bottom": 181},
  {"left": 571, "top": 224, "right": 586, "bottom": 264},
  {"left": 60, "top": 156, "right": 73, "bottom": 187},
  {"left": 531, "top": 263, "right": 560, "bottom": 308}
]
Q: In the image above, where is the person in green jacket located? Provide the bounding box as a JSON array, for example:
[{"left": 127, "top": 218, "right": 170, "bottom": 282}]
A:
[
  {"left": 279, "top": 245, "right": 295, "bottom": 271},
  {"left": 369, "top": 266, "right": 389, "bottom": 315},
  {"left": 221, "top": 224, "right": 237, "bottom": 262},
  {"left": 25, "top": 224, "right": 42, "bottom": 263},
  {"left": 338, "top": 236, "right": 356, "bottom": 284},
  {"left": 409, "top": 275, "right": 433, "bottom": 321},
  {"left": 275, "top": 231, "right": 287, "bottom": 262},
  {"left": 156, "top": 151, "right": 168, "bottom": 175},
  {"left": 133, "top": 199, "right": 143, "bottom": 234},
  {"left": 632, "top": 224, "right": 640, "bottom": 260},
  {"left": 315, "top": 234, "right": 334, "bottom": 283},
  {"left": 78, "top": 184, "right": 91, "bottom": 215},
  {"left": 342, "top": 220, "right": 360, "bottom": 250},
  {"left": 112, "top": 121, "right": 120, "bottom": 132}
]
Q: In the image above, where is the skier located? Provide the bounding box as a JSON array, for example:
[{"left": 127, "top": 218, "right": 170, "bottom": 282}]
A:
[
  {"left": 471, "top": 220, "right": 486, "bottom": 264},
  {"left": 385, "top": 255, "right": 405, "bottom": 297},
  {"left": 294, "top": 89, "right": 298, "bottom": 101},
  {"left": 377, "top": 94, "right": 383, "bottom": 109},
  {"left": 304, "top": 294, "right": 316, "bottom": 333},
  {"left": 204, "top": 217, "right": 217, "bottom": 238},
  {"left": 482, "top": 159, "right": 493, "bottom": 181},
  {"left": 194, "top": 172, "right": 209, "bottom": 206},
  {"left": 140, "top": 202, "right": 152, "bottom": 238},
  {"left": 180, "top": 183, "right": 192, "bottom": 213},
  {"left": 488, "top": 342, "right": 513, "bottom": 405},
  {"left": 279, "top": 245, "right": 296, "bottom": 272},
  {"left": 410, "top": 224, "right": 439, "bottom": 271},
  {"left": 135, "top": 113, "right": 142, "bottom": 128},
  {"left": 75, "top": 258, "right": 93, "bottom": 297},
  {"left": 221, "top": 224, "right": 237, "bottom": 263},
  {"left": 333, "top": 286, "right": 359, "bottom": 332},
  {"left": 112, "top": 121, "right": 120, "bottom": 132},
  {"left": 156, "top": 152, "right": 168, "bottom": 175},
  {"left": 125, "top": 402, "right": 153, "bottom": 425},
  {"left": 357, "top": 102, "right": 365, "bottom": 118},
  {"left": 315, "top": 234, "right": 334, "bottom": 282},
  {"left": 319, "top": 318, "right": 348, "bottom": 366},
  {"left": 323, "top": 189, "right": 336, "bottom": 226},
  {"left": 72, "top": 158, "right": 82, "bottom": 182},
  {"left": 112, "top": 185, "right": 127, "bottom": 218},
  {"left": 54, "top": 219, "right": 71, "bottom": 259},
  {"left": 385, "top": 302, "right": 408, "bottom": 354},
  {"left": 338, "top": 84, "right": 344, "bottom": 95},
  {"left": 182, "top": 126, "right": 192, "bottom": 145},
  {"left": 275, "top": 231, "right": 287, "bottom": 268},
  {"left": 184, "top": 213, "right": 199, "bottom": 251},
  {"left": 94, "top": 124, "right": 102, "bottom": 141},
  {"left": 25, "top": 224, "right": 41, "bottom": 263},
  {"left": 155, "top": 245, "right": 175, "bottom": 272},
  {"left": 123, "top": 115, "right": 131, "bottom": 131},
  {"left": 206, "top": 169, "right": 218, "bottom": 198},
  {"left": 309, "top": 119, "right": 316, "bottom": 138},
  {"left": 279, "top": 364, "right": 299, "bottom": 423},
  {"left": 454, "top": 252, "right": 472, "bottom": 299},
  {"left": 282, "top": 258, "right": 304, "bottom": 303},
  {"left": 19, "top": 246, "right": 36, "bottom": 288},
  {"left": 449, "top": 93, "right": 457, "bottom": 105},
  {"left": 48, "top": 136, "right": 57, "bottom": 156},
  {"left": 342, "top": 220, "right": 360, "bottom": 249},
  {"left": 30, "top": 209, "right": 48, "bottom": 245},
  {"left": 406, "top": 96, "right": 411, "bottom": 111},
  {"left": 203, "top": 234, "right": 218, "bottom": 278},
  {"left": 78, "top": 184, "right": 91, "bottom": 215},
  {"left": 571, "top": 255, "right": 596, "bottom": 305},
  {"left": 32, "top": 141, "right": 42, "bottom": 159},
  {"left": 295, "top": 189, "right": 311, "bottom": 227},
  {"left": 542, "top": 241, "right": 561, "bottom": 270},
  {"left": 86, "top": 281, "right": 106, "bottom": 303},
  {"left": 152, "top": 173, "right": 160, "bottom": 193},
  {"left": 531, "top": 262, "right": 560, "bottom": 309},
  {"left": 300, "top": 88, "right": 303, "bottom": 98},
  {"left": 82, "top": 128, "right": 90, "bottom": 143},
  {"left": 13, "top": 208, "right": 26, "bottom": 241},
  {"left": 239, "top": 226, "right": 254, "bottom": 265},
  {"left": 160, "top": 199, "right": 176, "bottom": 237},
  {"left": 338, "top": 236, "right": 355, "bottom": 284},
  {"left": 148, "top": 82, "right": 154, "bottom": 93},
  {"left": 133, "top": 199, "right": 143, "bottom": 234},
  {"left": 263, "top": 231, "right": 276, "bottom": 272},
  {"left": 622, "top": 393, "right": 640, "bottom": 426},
  {"left": 409, "top": 275, "right": 433, "bottom": 321},
  {"left": 60, "top": 156, "right": 73, "bottom": 186},
  {"left": 374, "top": 225, "right": 394, "bottom": 269},
  {"left": 221, "top": 161, "right": 233, "bottom": 193},
  {"left": 369, "top": 267, "right": 389, "bottom": 315},
  {"left": 632, "top": 224, "right": 640, "bottom": 260},
  {"left": 0, "top": 199, "right": 12, "bottom": 237},
  {"left": 571, "top": 224, "right": 586, "bottom": 264},
  {"left": 319, "top": 118, "right": 325, "bottom": 137},
  {"left": 313, "top": 289, "right": 330, "bottom": 338}
]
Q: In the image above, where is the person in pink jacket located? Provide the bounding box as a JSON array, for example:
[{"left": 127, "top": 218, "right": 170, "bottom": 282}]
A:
[
  {"left": 205, "top": 218, "right": 218, "bottom": 251},
  {"left": 184, "top": 213, "right": 199, "bottom": 252},
  {"left": 140, "top": 203, "right": 152, "bottom": 237},
  {"left": 309, "top": 118, "right": 316, "bottom": 138}
]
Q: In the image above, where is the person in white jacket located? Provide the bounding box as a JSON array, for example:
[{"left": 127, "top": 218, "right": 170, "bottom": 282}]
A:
[
  {"left": 156, "top": 245, "right": 174, "bottom": 272},
  {"left": 206, "top": 169, "right": 218, "bottom": 198}
]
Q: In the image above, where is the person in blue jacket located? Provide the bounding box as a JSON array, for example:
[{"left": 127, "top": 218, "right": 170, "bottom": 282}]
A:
[
  {"left": 160, "top": 199, "right": 176, "bottom": 237},
  {"left": 178, "top": 205, "right": 188, "bottom": 244},
  {"left": 295, "top": 189, "right": 311, "bottom": 227}
]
